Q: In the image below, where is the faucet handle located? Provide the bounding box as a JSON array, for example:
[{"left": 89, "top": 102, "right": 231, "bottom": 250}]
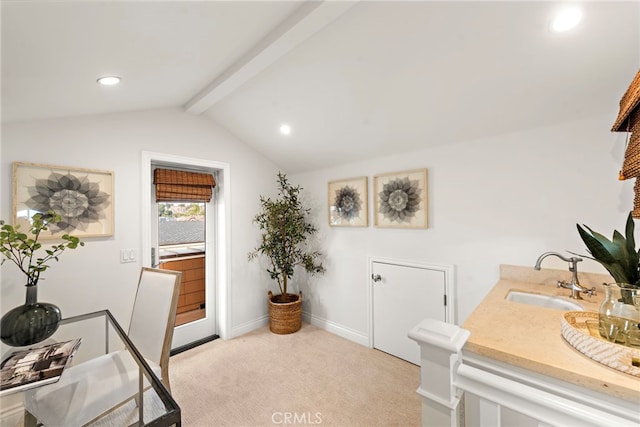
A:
[
  {"left": 585, "top": 287, "right": 597, "bottom": 297},
  {"left": 568, "top": 257, "right": 582, "bottom": 272}
]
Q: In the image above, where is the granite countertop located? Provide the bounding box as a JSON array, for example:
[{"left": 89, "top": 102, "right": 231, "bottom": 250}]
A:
[{"left": 462, "top": 265, "right": 640, "bottom": 403}]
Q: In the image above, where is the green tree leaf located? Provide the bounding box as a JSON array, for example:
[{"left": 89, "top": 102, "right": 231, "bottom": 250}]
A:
[{"left": 248, "top": 172, "right": 324, "bottom": 295}]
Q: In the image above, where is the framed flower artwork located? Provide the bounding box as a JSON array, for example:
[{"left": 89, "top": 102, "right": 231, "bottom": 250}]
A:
[
  {"left": 374, "top": 169, "right": 427, "bottom": 229},
  {"left": 13, "top": 162, "right": 114, "bottom": 239},
  {"left": 328, "top": 176, "right": 368, "bottom": 227}
]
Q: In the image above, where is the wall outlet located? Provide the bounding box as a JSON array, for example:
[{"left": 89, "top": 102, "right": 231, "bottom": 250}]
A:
[{"left": 120, "top": 248, "right": 137, "bottom": 263}]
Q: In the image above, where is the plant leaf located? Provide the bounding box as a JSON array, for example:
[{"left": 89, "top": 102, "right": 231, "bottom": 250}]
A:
[
  {"left": 577, "top": 224, "right": 617, "bottom": 264},
  {"left": 577, "top": 213, "right": 640, "bottom": 286},
  {"left": 626, "top": 212, "right": 636, "bottom": 248}
]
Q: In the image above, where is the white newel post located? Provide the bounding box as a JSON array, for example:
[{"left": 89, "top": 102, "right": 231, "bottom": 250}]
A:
[{"left": 408, "top": 319, "right": 470, "bottom": 427}]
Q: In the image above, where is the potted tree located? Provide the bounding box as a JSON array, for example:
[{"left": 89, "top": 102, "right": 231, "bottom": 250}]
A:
[{"left": 248, "top": 172, "right": 324, "bottom": 334}]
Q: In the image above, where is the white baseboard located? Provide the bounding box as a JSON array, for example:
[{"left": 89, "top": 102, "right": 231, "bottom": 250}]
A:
[
  {"left": 302, "top": 312, "right": 369, "bottom": 347},
  {"left": 230, "top": 314, "right": 269, "bottom": 339},
  {"left": 230, "top": 312, "right": 369, "bottom": 347}
]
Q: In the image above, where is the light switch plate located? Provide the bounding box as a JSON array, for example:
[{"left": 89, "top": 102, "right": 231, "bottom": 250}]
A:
[{"left": 120, "top": 248, "right": 137, "bottom": 263}]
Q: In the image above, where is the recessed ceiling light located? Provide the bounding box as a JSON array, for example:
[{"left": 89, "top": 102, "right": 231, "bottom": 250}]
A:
[
  {"left": 280, "top": 124, "right": 292, "bottom": 135},
  {"left": 97, "top": 76, "right": 121, "bottom": 86},
  {"left": 551, "top": 6, "right": 582, "bottom": 32}
]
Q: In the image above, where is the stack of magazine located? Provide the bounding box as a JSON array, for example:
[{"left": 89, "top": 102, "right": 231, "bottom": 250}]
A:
[{"left": 0, "top": 338, "right": 82, "bottom": 396}]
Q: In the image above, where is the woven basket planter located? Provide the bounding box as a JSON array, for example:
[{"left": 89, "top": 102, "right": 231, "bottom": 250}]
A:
[{"left": 268, "top": 291, "right": 302, "bottom": 334}]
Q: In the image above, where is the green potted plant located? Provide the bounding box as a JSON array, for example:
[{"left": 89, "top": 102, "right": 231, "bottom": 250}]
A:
[
  {"left": 576, "top": 210, "right": 640, "bottom": 338},
  {"left": 0, "top": 211, "right": 84, "bottom": 346},
  {"left": 576, "top": 212, "right": 640, "bottom": 289},
  {"left": 248, "top": 172, "right": 325, "bottom": 334}
]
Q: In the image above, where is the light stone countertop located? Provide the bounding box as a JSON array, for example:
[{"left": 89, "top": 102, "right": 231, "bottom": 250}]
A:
[{"left": 462, "top": 264, "right": 640, "bottom": 403}]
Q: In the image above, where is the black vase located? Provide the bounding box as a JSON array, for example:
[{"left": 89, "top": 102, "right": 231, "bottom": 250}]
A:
[{"left": 0, "top": 285, "right": 61, "bottom": 347}]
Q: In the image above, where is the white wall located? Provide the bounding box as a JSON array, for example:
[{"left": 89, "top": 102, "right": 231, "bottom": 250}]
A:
[
  {"left": 1, "top": 108, "right": 280, "bottom": 342},
  {"left": 1, "top": 108, "right": 635, "bottom": 349},
  {"left": 291, "top": 112, "right": 633, "bottom": 340}
]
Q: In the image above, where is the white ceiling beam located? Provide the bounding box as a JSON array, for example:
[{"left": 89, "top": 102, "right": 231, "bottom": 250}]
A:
[{"left": 184, "top": 1, "right": 358, "bottom": 115}]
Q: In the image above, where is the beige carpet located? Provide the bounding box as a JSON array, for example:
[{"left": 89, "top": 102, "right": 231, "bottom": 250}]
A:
[{"left": 169, "top": 323, "right": 421, "bottom": 427}]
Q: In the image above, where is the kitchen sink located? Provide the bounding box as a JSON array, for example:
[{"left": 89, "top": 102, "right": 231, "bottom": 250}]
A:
[{"left": 506, "top": 290, "right": 584, "bottom": 311}]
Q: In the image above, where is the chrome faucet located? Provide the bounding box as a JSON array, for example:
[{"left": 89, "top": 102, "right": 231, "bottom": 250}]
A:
[{"left": 534, "top": 251, "right": 596, "bottom": 300}]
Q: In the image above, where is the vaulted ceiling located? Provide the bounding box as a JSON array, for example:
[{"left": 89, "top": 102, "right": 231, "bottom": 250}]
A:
[{"left": 2, "top": 1, "right": 639, "bottom": 172}]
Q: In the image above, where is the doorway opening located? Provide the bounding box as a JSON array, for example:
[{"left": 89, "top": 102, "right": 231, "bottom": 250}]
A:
[
  {"left": 150, "top": 165, "right": 216, "bottom": 348},
  {"left": 141, "top": 151, "right": 231, "bottom": 348}
]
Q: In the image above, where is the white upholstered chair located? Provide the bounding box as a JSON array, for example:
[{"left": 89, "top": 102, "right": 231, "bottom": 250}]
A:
[{"left": 24, "top": 267, "right": 182, "bottom": 426}]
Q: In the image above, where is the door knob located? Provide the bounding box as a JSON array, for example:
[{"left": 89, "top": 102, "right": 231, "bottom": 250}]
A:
[{"left": 372, "top": 274, "right": 382, "bottom": 283}]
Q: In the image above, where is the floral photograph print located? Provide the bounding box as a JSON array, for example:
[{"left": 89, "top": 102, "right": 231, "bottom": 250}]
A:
[
  {"left": 374, "top": 169, "right": 427, "bottom": 228},
  {"left": 13, "top": 162, "right": 114, "bottom": 239},
  {"left": 328, "top": 176, "right": 368, "bottom": 227}
]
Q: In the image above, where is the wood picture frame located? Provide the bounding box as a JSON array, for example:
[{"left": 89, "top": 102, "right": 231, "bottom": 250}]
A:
[
  {"left": 13, "top": 162, "right": 114, "bottom": 239},
  {"left": 374, "top": 168, "right": 427, "bottom": 229},
  {"left": 328, "top": 176, "right": 368, "bottom": 227}
]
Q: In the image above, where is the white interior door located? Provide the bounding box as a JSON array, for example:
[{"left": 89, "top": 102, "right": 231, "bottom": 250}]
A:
[
  {"left": 372, "top": 261, "right": 447, "bottom": 365},
  {"left": 142, "top": 153, "right": 221, "bottom": 349}
]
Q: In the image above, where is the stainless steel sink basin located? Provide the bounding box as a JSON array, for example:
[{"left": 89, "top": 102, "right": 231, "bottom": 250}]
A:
[{"left": 506, "top": 290, "right": 584, "bottom": 311}]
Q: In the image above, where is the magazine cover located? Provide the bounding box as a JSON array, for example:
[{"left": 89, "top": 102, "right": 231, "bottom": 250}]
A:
[{"left": 0, "top": 338, "right": 82, "bottom": 396}]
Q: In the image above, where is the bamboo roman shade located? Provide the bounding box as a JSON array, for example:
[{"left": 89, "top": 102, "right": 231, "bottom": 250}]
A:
[
  {"left": 612, "top": 69, "right": 640, "bottom": 217},
  {"left": 153, "top": 168, "right": 216, "bottom": 202},
  {"left": 612, "top": 69, "right": 640, "bottom": 133}
]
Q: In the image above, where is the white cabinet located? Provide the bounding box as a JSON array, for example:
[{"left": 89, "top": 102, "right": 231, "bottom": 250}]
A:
[{"left": 370, "top": 258, "right": 454, "bottom": 365}]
